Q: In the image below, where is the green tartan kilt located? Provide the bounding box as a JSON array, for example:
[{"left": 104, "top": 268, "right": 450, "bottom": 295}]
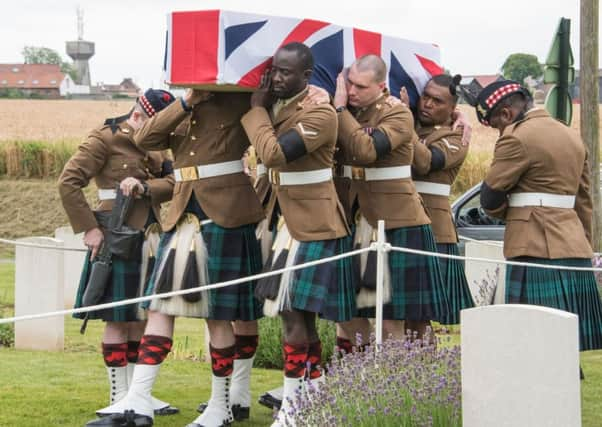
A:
[
  {"left": 143, "top": 221, "right": 263, "bottom": 321},
  {"left": 358, "top": 224, "right": 450, "bottom": 321},
  {"left": 290, "top": 235, "right": 357, "bottom": 322},
  {"left": 506, "top": 257, "right": 602, "bottom": 351},
  {"left": 437, "top": 243, "right": 474, "bottom": 324},
  {"left": 73, "top": 251, "right": 141, "bottom": 322}
]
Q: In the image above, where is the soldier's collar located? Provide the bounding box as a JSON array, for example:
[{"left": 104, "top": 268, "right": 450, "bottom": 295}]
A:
[{"left": 104, "top": 111, "right": 132, "bottom": 134}]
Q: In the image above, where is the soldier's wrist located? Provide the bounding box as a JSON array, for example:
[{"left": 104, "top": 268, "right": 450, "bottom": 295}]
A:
[{"left": 180, "top": 97, "right": 193, "bottom": 112}]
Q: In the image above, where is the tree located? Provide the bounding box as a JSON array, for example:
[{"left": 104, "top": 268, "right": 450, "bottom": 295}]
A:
[
  {"left": 21, "top": 46, "right": 78, "bottom": 82},
  {"left": 501, "top": 53, "right": 543, "bottom": 84}
]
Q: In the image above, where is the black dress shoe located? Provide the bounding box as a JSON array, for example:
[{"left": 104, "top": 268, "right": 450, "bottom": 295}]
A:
[
  {"left": 85, "top": 411, "right": 153, "bottom": 427},
  {"left": 196, "top": 403, "right": 249, "bottom": 420},
  {"left": 258, "top": 392, "right": 282, "bottom": 410},
  {"left": 154, "top": 405, "right": 179, "bottom": 416}
]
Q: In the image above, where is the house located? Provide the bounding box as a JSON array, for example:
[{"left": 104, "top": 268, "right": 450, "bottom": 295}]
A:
[
  {"left": 569, "top": 69, "right": 602, "bottom": 102},
  {"left": 0, "top": 63, "right": 89, "bottom": 98},
  {"left": 459, "top": 74, "right": 505, "bottom": 102},
  {"left": 91, "top": 78, "right": 140, "bottom": 98}
]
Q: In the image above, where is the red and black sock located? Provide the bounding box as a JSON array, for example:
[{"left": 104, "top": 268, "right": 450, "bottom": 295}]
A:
[
  {"left": 307, "top": 340, "right": 322, "bottom": 379},
  {"left": 137, "top": 335, "right": 172, "bottom": 365},
  {"left": 102, "top": 342, "right": 128, "bottom": 367},
  {"left": 127, "top": 341, "right": 140, "bottom": 364},
  {"left": 283, "top": 342, "right": 309, "bottom": 379},
  {"left": 210, "top": 344, "right": 235, "bottom": 377},
  {"left": 336, "top": 336, "right": 353, "bottom": 355},
  {"left": 234, "top": 334, "right": 259, "bottom": 360}
]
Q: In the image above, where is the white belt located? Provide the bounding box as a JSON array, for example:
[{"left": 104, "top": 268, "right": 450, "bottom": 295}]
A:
[
  {"left": 256, "top": 163, "right": 267, "bottom": 178},
  {"left": 414, "top": 181, "right": 451, "bottom": 197},
  {"left": 269, "top": 168, "right": 333, "bottom": 185},
  {"left": 342, "top": 165, "right": 411, "bottom": 181},
  {"left": 98, "top": 189, "right": 117, "bottom": 200},
  {"left": 174, "top": 160, "right": 244, "bottom": 182},
  {"left": 508, "top": 192, "right": 576, "bottom": 208}
]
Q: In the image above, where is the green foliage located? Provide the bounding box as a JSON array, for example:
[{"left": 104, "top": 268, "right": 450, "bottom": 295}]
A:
[
  {"left": 0, "top": 140, "right": 78, "bottom": 178},
  {"left": 22, "top": 46, "right": 76, "bottom": 81},
  {"left": 0, "top": 323, "right": 14, "bottom": 347},
  {"left": 0, "top": 88, "right": 27, "bottom": 99},
  {"left": 501, "top": 53, "right": 543, "bottom": 84}
]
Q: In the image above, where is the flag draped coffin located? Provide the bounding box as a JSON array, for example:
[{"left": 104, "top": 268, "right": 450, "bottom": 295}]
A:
[{"left": 164, "top": 9, "right": 443, "bottom": 107}]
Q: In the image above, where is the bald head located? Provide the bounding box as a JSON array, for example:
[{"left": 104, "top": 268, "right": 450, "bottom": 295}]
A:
[{"left": 353, "top": 54, "right": 387, "bottom": 83}]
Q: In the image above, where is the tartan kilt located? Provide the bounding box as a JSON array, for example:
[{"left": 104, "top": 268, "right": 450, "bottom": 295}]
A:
[
  {"left": 143, "top": 221, "right": 263, "bottom": 321},
  {"left": 506, "top": 257, "right": 602, "bottom": 351},
  {"left": 73, "top": 252, "right": 141, "bottom": 322},
  {"left": 437, "top": 243, "right": 474, "bottom": 324},
  {"left": 358, "top": 224, "right": 449, "bottom": 321},
  {"left": 290, "top": 235, "right": 357, "bottom": 322}
]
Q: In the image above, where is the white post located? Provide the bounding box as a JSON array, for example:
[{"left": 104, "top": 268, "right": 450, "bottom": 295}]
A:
[{"left": 374, "top": 220, "right": 385, "bottom": 347}]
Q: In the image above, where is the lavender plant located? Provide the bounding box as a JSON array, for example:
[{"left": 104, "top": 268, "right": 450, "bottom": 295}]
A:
[{"left": 289, "top": 332, "right": 461, "bottom": 427}]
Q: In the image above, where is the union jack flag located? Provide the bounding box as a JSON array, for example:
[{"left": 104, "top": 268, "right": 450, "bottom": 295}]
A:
[{"left": 164, "top": 10, "right": 443, "bottom": 108}]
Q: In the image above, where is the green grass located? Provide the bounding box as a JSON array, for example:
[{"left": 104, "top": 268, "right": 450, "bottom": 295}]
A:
[{"left": 1, "top": 262, "right": 602, "bottom": 426}]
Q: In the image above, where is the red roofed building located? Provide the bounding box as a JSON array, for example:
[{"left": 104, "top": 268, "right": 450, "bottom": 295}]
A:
[{"left": 0, "top": 63, "right": 87, "bottom": 98}]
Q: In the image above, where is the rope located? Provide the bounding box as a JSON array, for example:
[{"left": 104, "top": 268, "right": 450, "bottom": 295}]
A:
[{"left": 0, "top": 238, "right": 87, "bottom": 252}]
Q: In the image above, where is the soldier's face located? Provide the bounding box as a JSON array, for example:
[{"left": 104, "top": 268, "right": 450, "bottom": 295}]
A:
[
  {"left": 270, "top": 50, "right": 310, "bottom": 99},
  {"left": 129, "top": 110, "right": 149, "bottom": 130},
  {"left": 489, "top": 106, "right": 515, "bottom": 134},
  {"left": 418, "top": 81, "right": 455, "bottom": 126},
  {"left": 346, "top": 65, "right": 385, "bottom": 108}
]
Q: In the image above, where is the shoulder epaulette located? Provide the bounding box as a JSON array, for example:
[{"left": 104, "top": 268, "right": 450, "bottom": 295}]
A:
[{"left": 103, "top": 112, "right": 131, "bottom": 134}]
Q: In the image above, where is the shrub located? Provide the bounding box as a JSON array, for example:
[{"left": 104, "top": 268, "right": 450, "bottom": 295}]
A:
[
  {"left": 0, "top": 140, "right": 78, "bottom": 178},
  {"left": 0, "top": 323, "right": 14, "bottom": 348},
  {"left": 290, "top": 332, "right": 462, "bottom": 427}
]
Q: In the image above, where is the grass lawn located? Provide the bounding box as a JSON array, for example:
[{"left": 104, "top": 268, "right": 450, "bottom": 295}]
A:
[{"left": 1, "top": 262, "right": 602, "bottom": 426}]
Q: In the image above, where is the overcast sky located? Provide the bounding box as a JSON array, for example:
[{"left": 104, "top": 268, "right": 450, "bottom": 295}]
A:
[{"left": 0, "top": 0, "right": 592, "bottom": 89}]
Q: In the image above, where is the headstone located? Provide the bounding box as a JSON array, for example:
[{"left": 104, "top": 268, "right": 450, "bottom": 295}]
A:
[
  {"left": 54, "top": 226, "right": 87, "bottom": 308},
  {"left": 15, "top": 237, "right": 64, "bottom": 351},
  {"left": 464, "top": 241, "right": 506, "bottom": 305},
  {"left": 462, "top": 304, "right": 581, "bottom": 427}
]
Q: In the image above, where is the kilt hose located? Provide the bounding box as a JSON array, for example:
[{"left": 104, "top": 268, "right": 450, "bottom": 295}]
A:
[
  {"left": 437, "top": 243, "right": 474, "bottom": 325},
  {"left": 506, "top": 257, "right": 602, "bottom": 351},
  {"left": 358, "top": 224, "right": 450, "bottom": 322},
  {"left": 289, "top": 235, "right": 357, "bottom": 322},
  {"left": 143, "top": 219, "right": 263, "bottom": 321},
  {"left": 74, "top": 251, "right": 141, "bottom": 322}
]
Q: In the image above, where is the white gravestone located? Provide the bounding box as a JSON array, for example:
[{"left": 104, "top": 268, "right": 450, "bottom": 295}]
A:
[
  {"left": 54, "top": 226, "right": 87, "bottom": 308},
  {"left": 462, "top": 304, "right": 581, "bottom": 427},
  {"left": 15, "top": 237, "right": 64, "bottom": 351},
  {"left": 465, "top": 241, "right": 506, "bottom": 305}
]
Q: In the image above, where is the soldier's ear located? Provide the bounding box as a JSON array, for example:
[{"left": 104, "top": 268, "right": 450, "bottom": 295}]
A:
[{"left": 303, "top": 69, "right": 312, "bottom": 81}]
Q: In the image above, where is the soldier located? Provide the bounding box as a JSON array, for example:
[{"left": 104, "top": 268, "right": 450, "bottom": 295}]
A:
[
  {"left": 410, "top": 74, "right": 474, "bottom": 325},
  {"left": 241, "top": 42, "right": 355, "bottom": 426},
  {"left": 58, "top": 89, "right": 178, "bottom": 418},
  {"left": 334, "top": 54, "right": 449, "bottom": 341},
  {"left": 476, "top": 80, "right": 602, "bottom": 354},
  {"left": 85, "top": 88, "right": 265, "bottom": 427}
]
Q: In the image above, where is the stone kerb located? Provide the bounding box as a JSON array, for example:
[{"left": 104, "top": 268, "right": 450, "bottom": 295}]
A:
[
  {"left": 15, "top": 237, "right": 64, "bottom": 351},
  {"left": 461, "top": 304, "right": 581, "bottom": 427}
]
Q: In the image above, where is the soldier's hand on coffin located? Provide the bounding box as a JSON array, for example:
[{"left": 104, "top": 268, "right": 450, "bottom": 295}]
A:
[
  {"left": 451, "top": 108, "right": 472, "bottom": 146},
  {"left": 334, "top": 71, "right": 348, "bottom": 109},
  {"left": 120, "top": 177, "right": 144, "bottom": 198},
  {"left": 84, "top": 227, "right": 104, "bottom": 261},
  {"left": 304, "top": 85, "right": 330, "bottom": 105},
  {"left": 184, "top": 89, "right": 212, "bottom": 106},
  {"left": 399, "top": 86, "right": 410, "bottom": 107}
]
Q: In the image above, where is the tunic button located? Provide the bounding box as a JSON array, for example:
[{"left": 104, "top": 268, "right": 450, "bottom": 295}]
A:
[
  {"left": 191, "top": 135, "right": 197, "bottom": 141},
  {"left": 189, "top": 151, "right": 195, "bottom": 156},
  {"left": 122, "top": 164, "right": 128, "bottom": 169},
  {"left": 219, "top": 124, "right": 224, "bottom": 129},
  {"left": 145, "top": 168, "right": 150, "bottom": 172},
  {"left": 191, "top": 120, "right": 197, "bottom": 125}
]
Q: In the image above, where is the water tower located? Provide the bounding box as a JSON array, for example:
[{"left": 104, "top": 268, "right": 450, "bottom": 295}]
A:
[{"left": 66, "top": 7, "right": 94, "bottom": 85}]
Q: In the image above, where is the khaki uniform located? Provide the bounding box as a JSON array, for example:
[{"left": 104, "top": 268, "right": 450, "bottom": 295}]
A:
[
  {"left": 241, "top": 89, "right": 348, "bottom": 242},
  {"left": 337, "top": 95, "right": 431, "bottom": 229},
  {"left": 412, "top": 124, "right": 467, "bottom": 243},
  {"left": 59, "top": 119, "right": 174, "bottom": 233},
  {"left": 483, "top": 108, "right": 593, "bottom": 259},
  {"left": 134, "top": 94, "right": 265, "bottom": 230}
]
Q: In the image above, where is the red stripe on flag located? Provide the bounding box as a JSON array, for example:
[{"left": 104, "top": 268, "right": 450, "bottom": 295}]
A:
[
  {"left": 170, "top": 10, "right": 220, "bottom": 84},
  {"left": 237, "top": 19, "right": 329, "bottom": 88},
  {"left": 415, "top": 54, "right": 444, "bottom": 77},
  {"left": 353, "top": 28, "right": 381, "bottom": 58}
]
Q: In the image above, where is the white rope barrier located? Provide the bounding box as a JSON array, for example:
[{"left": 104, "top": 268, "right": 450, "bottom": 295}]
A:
[
  {"left": 0, "top": 237, "right": 87, "bottom": 252},
  {"left": 0, "top": 246, "right": 371, "bottom": 325}
]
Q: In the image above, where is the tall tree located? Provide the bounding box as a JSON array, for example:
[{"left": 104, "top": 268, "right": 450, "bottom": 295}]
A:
[
  {"left": 21, "top": 46, "right": 77, "bottom": 81},
  {"left": 501, "top": 53, "right": 543, "bottom": 84}
]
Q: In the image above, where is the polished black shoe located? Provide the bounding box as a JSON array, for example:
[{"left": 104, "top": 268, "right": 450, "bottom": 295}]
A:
[
  {"left": 258, "top": 392, "right": 282, "bottom": 410},
  {"left": 154, "top": 405, "right": 179, "bottom": 416},
  {"left": 196, "top": 402, "right": 249, "bottom": 421},
  {"left": 86, "top": 410, "right": 153, "bottom": 427}
]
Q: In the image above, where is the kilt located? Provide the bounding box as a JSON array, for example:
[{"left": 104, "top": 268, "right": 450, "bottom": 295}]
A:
[
  {"left": 506, "top": 257, "right": 602, "bottom": 351},
  {"left": 143, "top": 220, "right": 263, "bottom": 321},
  {"left": 74, "top": 252, "right": 141, "bottom": 322},
  {"left": 290, "top": 236, "right": 356, "bottom": 322},
  {"left": 437, "top": 243, "right": 474, "bottom": 324},
  {"left": 358, "top": 224, "right": 449, "bottom": 321}
]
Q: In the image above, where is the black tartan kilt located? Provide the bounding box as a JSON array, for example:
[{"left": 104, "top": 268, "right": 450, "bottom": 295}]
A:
[
  {"left": 289, "top": 235, "right": 357, "bottom": 322},
  {"left": 73, "top": 251, "right": 141, "bottom": 322},
  {"left": 143, "top": 221, "right": 263, "bottom": 321},
  {"left": 357, "top": 224, "right": 450, "bottom": 321},
  {"left": 437, "top": 243, "right": 474, "bottom": 324}
]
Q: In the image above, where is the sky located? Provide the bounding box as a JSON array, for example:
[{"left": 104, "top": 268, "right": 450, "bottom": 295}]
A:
[{"left": 0, "top": 0, "right": 592, "bottom": 90}]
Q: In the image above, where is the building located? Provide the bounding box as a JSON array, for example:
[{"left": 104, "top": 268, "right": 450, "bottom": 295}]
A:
[
  {"left": 90, "top": 78, "right": 140, "bottom": 99},
  {"left": 459, "top": 74, "right": 505, "bottom": 102},
  {"left": 0, "top": 63, "right": 89, "bottom": 98}
]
